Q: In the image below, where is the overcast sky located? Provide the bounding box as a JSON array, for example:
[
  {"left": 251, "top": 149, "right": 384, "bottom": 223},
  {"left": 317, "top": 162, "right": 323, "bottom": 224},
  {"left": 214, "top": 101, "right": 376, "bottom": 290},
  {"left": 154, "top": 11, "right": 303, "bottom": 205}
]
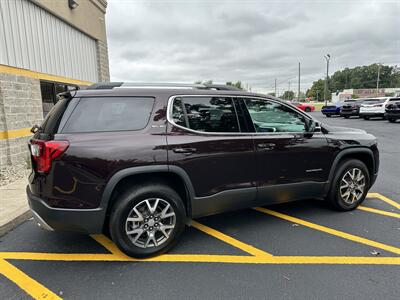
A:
[{"left": 106, "top": 0, "right": 399, "bottom": 94}]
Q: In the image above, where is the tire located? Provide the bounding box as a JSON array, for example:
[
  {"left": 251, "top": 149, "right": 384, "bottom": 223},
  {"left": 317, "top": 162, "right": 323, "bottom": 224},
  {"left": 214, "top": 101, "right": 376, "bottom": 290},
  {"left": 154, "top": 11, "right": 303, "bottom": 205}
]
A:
[
  {"left": 388, "top": 118, "right": 396, "bottom": 123},
  {"left": 109, "top": 183, "right": 186, "bottom": 258},
  {"left": 327, "top": 159, "right": 370, "bottom": 211},
  {"left": 363, "top": 116, "right": 370, "bottom": 120},
  {"left": 344, "top": 116, "right": 350, "bottom": 119},
  {"left": 305, "top": 107, "right": 311, "bottom": 112},
  {"left": 326, "top": 114, "right": 331, "bottom": 117}
]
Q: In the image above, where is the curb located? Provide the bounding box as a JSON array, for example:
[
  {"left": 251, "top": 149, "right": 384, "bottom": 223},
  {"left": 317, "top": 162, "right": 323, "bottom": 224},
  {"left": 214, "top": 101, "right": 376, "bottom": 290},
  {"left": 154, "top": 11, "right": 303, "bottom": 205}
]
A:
[{"left": 0, "top": 210, "right": 32, "bottom": 237}]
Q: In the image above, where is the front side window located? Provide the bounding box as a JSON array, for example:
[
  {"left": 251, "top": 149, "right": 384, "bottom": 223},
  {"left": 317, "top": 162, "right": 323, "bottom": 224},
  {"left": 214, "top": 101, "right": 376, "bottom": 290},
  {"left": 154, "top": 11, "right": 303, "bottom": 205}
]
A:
[
  {"left": 62, "top": 97, "right": 154, "bottom": 133},
  {"left": 244, "top": 98, "right": 306, "bottom": 133},
  {"left": 171, "top": 97, "right": 240, "bottom": 133}
]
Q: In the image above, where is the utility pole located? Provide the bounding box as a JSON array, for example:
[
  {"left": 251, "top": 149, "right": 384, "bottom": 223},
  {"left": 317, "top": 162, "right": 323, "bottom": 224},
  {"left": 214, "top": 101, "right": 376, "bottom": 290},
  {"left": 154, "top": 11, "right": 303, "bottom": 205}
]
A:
[
  {"left": 324, "top": 54, "right": 331, "bottom": 106},
  {"left": 376, "top": 64, "right": 381, "bottom": 96},
  {"left": 274, "top": 78, "right": 277, "bottom": 97},
  {"left": 298, "top": 62, "right": 301, "bottom": 101}
]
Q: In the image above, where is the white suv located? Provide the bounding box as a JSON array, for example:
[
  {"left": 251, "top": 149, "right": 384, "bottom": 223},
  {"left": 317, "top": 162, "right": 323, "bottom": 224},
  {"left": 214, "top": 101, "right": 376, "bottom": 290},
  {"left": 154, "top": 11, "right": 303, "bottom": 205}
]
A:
[{"left": 359, "top": 97, "right": 399, "bottom": 120}]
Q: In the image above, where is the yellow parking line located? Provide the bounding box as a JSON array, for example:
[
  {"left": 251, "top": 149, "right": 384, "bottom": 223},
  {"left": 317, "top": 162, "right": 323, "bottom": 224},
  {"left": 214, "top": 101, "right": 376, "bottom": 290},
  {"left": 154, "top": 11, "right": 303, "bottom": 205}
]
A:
[
  {"left": 0, "top": 252, "right": 399, "bottom": 265},
  {"left": 90, "top": 234, "right": 127, "bottom": 256},
  {"left": 0, "top": 259, "right": 61, "bottom": 300},
  {"left": 254, "top": 207, "right": 400, "bottom": 255},
  {"left": 367, "top": 193, "right": 400, "bottom": 210},
  {"left": 191, "top": 220, "right": 273, "bottom": 257},
  {"left": 358, "top": 206, "right": 400, "bottom": 219}
]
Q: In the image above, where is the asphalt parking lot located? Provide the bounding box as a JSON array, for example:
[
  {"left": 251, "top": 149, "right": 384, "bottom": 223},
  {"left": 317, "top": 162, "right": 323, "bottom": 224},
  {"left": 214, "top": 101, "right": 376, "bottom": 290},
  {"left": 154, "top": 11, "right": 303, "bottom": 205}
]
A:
[{"left": 1, "top": 112, "right": 399, "bottom": 300}]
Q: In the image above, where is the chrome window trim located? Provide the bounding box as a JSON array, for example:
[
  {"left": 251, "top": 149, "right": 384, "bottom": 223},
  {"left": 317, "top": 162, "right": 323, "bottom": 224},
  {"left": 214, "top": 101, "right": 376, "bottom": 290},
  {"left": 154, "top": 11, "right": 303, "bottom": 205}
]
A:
[{"left": 166, "top": 94, "right": 315, "bottom": 136}]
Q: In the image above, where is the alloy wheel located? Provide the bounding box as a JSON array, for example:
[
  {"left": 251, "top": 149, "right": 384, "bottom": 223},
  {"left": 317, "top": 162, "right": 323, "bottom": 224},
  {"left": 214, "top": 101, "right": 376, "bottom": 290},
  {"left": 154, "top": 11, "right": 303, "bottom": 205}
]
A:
[
  {"left": 125, "top": 198, "right": 176, "bottom": 248},
  {"left": 339, "top": 168, "right": 366, "bottom": 204}
]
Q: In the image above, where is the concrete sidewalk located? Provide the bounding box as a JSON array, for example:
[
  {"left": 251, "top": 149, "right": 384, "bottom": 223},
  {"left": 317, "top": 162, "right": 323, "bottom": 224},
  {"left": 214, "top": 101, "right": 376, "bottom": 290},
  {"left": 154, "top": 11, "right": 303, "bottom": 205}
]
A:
[{"left": 0, "top": 177, "right": 31, "bottom": 236}]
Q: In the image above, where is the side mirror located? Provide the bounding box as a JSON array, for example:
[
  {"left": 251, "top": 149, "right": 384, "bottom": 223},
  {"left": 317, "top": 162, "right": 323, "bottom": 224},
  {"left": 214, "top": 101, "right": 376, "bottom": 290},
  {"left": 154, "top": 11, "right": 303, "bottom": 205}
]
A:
[{"left": 304, "top": 119, "right": 316, "bottom": 137}]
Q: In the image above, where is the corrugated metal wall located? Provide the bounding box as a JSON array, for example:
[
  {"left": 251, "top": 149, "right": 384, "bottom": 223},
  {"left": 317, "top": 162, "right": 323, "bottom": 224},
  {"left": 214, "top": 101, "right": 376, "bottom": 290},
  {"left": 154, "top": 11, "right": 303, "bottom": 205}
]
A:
[{"left": 0, "top": 0, "right": 98, "bottom": 82}]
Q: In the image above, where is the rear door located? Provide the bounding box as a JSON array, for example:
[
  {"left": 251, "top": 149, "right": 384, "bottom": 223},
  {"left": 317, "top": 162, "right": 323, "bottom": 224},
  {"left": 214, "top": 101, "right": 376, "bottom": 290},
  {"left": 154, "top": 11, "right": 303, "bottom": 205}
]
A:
[
  {"left": 166, "top": 95, "right": 257, "bottom": 217},
  {"left": 240, "top": 97, "right": 331, "bottom": 204}
]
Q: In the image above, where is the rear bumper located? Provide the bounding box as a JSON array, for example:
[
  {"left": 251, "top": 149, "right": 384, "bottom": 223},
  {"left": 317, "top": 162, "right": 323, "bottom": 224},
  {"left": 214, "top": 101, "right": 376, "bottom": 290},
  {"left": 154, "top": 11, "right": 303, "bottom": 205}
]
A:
[
  {"left": 340, "top": 109, "right": 359, "bottom": 116},
  {"left": 359, "top": 112, "right": 385, "bottom": 117},
  {"left": 321, "top": 109, "right": 339, "bottom": 115},
  {"left": 27, "top": 186, "right": 105, "bottom": 234}
]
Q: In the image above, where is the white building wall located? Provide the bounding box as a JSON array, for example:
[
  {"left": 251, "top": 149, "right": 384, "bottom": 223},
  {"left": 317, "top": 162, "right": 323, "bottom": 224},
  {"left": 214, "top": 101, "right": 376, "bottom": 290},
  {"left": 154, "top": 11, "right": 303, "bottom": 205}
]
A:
[{"left": 0, "top": 0, "right": 98, "bottom": 82}]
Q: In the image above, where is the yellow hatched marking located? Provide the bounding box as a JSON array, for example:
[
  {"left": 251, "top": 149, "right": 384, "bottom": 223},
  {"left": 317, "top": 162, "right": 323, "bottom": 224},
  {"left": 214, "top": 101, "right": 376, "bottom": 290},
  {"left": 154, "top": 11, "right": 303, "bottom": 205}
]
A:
[
  {"left": 254, "top": 207, "right": 400, "bottom": 255},
  {"left": 0, "top": 252, "right": 399, "bottom": 265},
  {"left": 0, "top": 259, "right": 61, "bottom": 300},
  {"left": 358, "top": 206, "right": 400, "bottom": 219},
  {"left": 367, "top": 193, "right": 400, "bottom": 210},
  {"left": 191, "top": 220, "right": 273, "bottom": 257},
  {"left": 90, "top": 234, "right": 128, "bottom": 256}
]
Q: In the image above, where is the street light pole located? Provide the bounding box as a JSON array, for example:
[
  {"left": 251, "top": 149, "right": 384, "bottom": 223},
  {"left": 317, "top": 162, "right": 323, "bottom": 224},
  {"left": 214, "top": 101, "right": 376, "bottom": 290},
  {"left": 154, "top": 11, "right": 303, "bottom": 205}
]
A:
[
  {"left": 298, "top": 62, "right": 301, "bottom": 101},
  {"left": 324, "top": 54, "right": 331, "bottom": 106}
]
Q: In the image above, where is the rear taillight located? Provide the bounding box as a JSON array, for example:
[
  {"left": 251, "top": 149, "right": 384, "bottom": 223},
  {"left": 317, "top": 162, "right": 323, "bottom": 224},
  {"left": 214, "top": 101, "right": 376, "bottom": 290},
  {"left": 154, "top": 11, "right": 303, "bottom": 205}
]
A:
[{"left": 30, "top": 140, "right": 69, "bottom": 173}]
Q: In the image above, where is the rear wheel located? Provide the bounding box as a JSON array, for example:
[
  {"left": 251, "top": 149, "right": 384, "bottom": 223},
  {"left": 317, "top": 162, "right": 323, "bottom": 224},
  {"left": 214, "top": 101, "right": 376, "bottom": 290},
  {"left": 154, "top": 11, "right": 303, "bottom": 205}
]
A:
[
  {"left": 388, "top": 118, "right": 396, "bottom": 123},
  {"left": 305, "top": 107, "right": 311, "bottom": 112},
  {"left": 326, "top": 114, "right": 331, "bottom": 117},
  {"left": 363, "top": 116, "right": 370, "bottom": 120},
  {"left": 344, "top": 116, "right": 350, "bottom": 119},
  {"left": 109, "top": 183, "right": 186, "bottom": 258},
  {"left": 327, "top": 159, "right": 370, "bottom": 211}
]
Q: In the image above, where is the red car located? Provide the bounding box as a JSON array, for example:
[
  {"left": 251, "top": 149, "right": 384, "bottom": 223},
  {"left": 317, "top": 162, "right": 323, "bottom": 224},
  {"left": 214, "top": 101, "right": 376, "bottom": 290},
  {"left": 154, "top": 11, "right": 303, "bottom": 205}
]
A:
[{"left": 291, "top": 101, "right": 315, "bottom": 112}]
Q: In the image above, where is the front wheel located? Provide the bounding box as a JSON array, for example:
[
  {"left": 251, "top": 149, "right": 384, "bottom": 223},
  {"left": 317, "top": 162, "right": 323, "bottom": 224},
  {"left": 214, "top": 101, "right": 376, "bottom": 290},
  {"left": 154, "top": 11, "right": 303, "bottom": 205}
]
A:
[
  {"left": 327, "top": 159, "right": 370, "bottom": 211},
  {"left": 109, "top": 184, "right": 186, "bottom": 258},
  {"left": 363, "top": 116, "right": 370, "bottom": 120},
  {"left": 344, "top": 116, "right": 350, "bottom": 119},
  {"left": 305, "top": 107, "right": 311, "bottom": 112},
  {"left": 388, "top": 118, "right": 396, "bottom": 123},
  {"left": 326, "top": 114, "right": 331, "bottom": 117}
]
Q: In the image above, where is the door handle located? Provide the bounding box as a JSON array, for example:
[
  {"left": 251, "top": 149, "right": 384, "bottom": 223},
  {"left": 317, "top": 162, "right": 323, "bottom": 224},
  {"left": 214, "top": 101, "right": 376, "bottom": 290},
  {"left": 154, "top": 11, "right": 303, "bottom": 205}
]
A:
[
  {"left": 257, "top": 143, "right": 276, "bottom": 150},
  {"left": 173, "top": 147, "right": 197, "bottom": 155}
]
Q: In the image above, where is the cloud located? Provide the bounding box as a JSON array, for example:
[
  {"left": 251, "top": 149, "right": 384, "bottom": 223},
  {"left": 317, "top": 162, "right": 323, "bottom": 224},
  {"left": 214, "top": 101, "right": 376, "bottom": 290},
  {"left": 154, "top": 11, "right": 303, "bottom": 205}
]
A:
[{"left": 106, "top": 0, "right": 400, "bottom": 93}]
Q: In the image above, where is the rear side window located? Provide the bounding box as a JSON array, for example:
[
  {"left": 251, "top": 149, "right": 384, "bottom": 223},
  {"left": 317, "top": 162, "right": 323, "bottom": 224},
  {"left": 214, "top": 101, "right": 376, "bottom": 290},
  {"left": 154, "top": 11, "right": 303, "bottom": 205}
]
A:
[
  {"left": 62, "top": 97, "right": 154, "bottom": 133},
  {"left": 171, "top": 97, "right": 240, "bottom": 133}
]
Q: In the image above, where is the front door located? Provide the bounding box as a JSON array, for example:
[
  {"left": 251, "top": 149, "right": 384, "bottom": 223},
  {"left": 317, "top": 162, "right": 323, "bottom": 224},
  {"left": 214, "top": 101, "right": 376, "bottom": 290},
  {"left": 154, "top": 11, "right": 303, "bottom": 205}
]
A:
[
  {"left": 239, "top": 97, "right": 331, "bottom": 204},
  {"left": 167, "top": 95, "right": 257, "bottom": 217}
]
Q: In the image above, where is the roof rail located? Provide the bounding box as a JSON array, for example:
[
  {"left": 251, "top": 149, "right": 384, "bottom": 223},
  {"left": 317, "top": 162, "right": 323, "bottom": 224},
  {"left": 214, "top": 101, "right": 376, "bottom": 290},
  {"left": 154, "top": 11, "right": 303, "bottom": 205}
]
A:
[
  {"left": 85, "top": 82, "right": 243, "bottom": 91},
  {"left": 203, "top": 84, "right": 242, "bottom": 91}
]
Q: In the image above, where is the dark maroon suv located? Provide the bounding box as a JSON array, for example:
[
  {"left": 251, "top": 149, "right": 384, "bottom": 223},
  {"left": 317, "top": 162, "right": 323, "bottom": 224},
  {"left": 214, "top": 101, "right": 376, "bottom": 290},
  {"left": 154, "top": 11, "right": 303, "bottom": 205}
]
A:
[{"left": 27, "top": 83, "right": 379, "bottom": 257}]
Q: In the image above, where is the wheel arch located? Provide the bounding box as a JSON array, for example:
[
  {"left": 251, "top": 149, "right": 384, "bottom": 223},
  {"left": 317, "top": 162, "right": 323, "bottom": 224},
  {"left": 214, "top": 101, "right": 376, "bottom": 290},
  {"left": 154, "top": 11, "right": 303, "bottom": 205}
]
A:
[
  {"left": 100, "top": 165, "right": 195, "bottom": 227},
  {"left": 325, "top": 147, "right": 375, "bottom": 194}
]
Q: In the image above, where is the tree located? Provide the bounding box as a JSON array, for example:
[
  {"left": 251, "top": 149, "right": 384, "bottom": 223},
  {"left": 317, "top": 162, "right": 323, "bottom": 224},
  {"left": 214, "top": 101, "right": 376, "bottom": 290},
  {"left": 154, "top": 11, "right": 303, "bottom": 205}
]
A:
[
  {"left": 282, "top": 90, "right": 295, "bottom": 100},
  {"left": 308, "top": 64, "right": 400, "bottom": 101},
  {"left": 306, "top": 79, "right": 327, "bottom": 101}
]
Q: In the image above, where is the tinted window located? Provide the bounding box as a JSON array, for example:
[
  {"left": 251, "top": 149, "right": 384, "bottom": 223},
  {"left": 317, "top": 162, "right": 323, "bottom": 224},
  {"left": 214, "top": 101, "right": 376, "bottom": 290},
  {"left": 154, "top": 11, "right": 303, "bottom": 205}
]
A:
[
  {"left": 244, "top": 98, "right": 306, "bottom": 133},
  {"left": 172, "top": 97, "right": 240, "bottom": 133},
  {"left": 62, "top": 97, "right": 154, "bottom": 133}
]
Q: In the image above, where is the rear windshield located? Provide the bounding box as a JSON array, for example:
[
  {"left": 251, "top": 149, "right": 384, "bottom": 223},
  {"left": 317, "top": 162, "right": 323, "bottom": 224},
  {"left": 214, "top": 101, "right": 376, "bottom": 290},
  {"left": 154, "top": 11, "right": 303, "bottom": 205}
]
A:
[
  {"left": 62, "top": 97, "right": 154, "bottom": 133},
  {"left": 40, "top": 98, "right": 70, "bottom": 134}
]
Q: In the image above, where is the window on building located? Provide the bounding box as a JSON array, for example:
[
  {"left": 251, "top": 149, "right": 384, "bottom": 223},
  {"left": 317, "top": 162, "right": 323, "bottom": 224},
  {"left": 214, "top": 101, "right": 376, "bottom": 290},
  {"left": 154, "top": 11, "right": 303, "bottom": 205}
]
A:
[{"left": 40, "top": 81, "right": 76, "bottom": 117}]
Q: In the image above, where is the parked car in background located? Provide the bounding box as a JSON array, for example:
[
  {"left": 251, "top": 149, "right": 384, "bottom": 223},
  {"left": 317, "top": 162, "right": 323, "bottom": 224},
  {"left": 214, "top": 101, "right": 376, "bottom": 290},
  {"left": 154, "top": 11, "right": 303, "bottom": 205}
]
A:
[
  {"left": 321, "top": 100, "right": 354, "bottom": 117},
  {"left": 291, "top": 101, "right": 315, "bottom": 112},
  {"left": 360, "top": 97, "right": 400, "bottom": 120},
  {"left": 340, "top": 99, "right": 365, "bottom": 118},
  {"left": 385, "top": 97, "right": 400, "bottom": 122}
]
